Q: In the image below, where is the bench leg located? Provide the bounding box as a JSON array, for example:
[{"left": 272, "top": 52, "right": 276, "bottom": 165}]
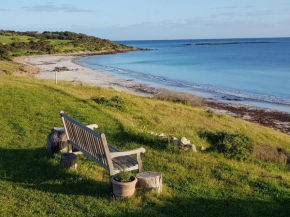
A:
[
  {"left": 68, "top": 144, "right": 73, "bottom": 153},
  {"left": 137, "top": 153, "right": 143, "bottom": 172},
  {"left": 109, "top": 175, "right": 114, "bottom": 190}
]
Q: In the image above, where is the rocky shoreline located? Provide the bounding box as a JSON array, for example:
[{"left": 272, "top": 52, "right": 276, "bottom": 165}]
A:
[{"left": 205, "top": 100, "right": 290, "bottom": 135}]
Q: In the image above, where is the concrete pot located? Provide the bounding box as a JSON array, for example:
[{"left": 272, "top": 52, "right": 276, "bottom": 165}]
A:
[{"left": 111, "top": 176, "right": 137, "bottom": 197}]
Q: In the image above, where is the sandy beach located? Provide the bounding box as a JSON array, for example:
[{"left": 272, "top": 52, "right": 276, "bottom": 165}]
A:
[
  {"left": 16, "top": 55, "right": 156, "bottom": 96},
  {"left": 16, "top": 55, "right": 290, "bottom": 135}
]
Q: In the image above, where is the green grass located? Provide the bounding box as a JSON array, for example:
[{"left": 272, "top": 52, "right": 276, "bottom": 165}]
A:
[
  {"left": 0, "top": 35, "right": 32, "bottom": 44},
  {"left": 57, "top": 46, "right": 84, "bottom": 52},
  {"left": 0, "top": 35, "right": 72, "bottom": 48},
  {"left": 0, "top": 75, "right": 290, "bottom": 216},
  {"left": 49, "top": 39, "right": 72, "bottom": 46}
]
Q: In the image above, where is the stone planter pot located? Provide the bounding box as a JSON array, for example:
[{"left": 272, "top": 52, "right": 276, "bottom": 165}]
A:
[{"left": 111, "top": 176, "right": 137, "bottom": 197}]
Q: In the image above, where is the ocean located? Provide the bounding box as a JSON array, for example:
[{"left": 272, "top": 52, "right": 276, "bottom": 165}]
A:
[{"left": 78, "top": 38, "right": 290, "bottom": 113}]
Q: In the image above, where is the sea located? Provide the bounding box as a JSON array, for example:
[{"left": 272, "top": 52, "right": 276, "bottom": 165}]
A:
[{"left": 78, "top": 38, "right": 290, "bottom": 113}]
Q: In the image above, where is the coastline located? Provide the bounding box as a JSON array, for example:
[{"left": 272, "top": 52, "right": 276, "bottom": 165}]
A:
[{"left": 16, "top": 55, "right": 290, "bottom": 135}]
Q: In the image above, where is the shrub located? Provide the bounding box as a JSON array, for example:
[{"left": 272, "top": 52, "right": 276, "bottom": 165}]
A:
[
  {"left": 205, "top": 109, "right": 214, "bottom": 118},
  {"left": 217, "top": 134, "right": 253, "bottom": 161},
  {"left": 92, "top": 96, "right": 125, "bottom": 110},
  {"left": 200, "top": 131, "right": 253, "bottom": 161},
  {"left": 254, "top": 144, "right": 288, "bottom": 164},
  {"left": 154, "top": 89, "right": 204, "bottom": 107},
  {"left": 3, "top": 70, "right": 12, "bottom": 75}
]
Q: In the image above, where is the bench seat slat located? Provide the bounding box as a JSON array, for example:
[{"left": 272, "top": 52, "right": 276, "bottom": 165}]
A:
[
  {"left": 112, "top": 157, "right": 138, "bottom": 170},
  {"left": 109, "top": 145, "right": 139, "bottom": 166}
]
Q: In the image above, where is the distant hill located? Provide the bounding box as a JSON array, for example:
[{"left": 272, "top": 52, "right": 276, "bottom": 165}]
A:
[{"left": 0, "top": 30, "right": 133, "bottom": 60}]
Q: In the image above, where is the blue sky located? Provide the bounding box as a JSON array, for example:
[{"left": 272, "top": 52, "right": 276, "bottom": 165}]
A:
[{"left": 0, "top": 0, "right": 289, "bottom": 40}]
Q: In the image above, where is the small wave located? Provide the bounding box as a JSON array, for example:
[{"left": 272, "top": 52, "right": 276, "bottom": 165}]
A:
[{"left": 91, "top": 64, "right": 290, "bottom": 106}]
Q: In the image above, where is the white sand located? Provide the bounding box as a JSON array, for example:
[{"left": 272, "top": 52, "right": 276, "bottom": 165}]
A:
[{"left": 17, "top": 55, "right": 155, "bottom": 96}]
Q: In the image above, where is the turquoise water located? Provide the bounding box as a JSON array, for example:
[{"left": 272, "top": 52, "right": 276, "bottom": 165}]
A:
[{"left": 79, "top": 38, "right": 290, "bottom": 113}]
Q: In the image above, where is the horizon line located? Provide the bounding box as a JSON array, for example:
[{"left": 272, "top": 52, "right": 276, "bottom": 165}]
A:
[{"left": 114, "top": 36, "right": 290, "bottom": 42}]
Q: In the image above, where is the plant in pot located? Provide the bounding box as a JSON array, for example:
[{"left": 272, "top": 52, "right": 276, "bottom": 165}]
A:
[{"left": 111, "top": 170, "right": 137, "bottom": 197}]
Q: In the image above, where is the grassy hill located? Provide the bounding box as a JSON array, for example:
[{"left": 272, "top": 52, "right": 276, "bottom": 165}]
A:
[
  {"left": 0, "top": 30, "right": 134, "bottom": 60},
  {"left": 0, "top": 74, "right": 290, "bottom": 216}
]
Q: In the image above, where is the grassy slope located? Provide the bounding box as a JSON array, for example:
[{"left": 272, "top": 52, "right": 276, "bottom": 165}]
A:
[
  {"left": 0, "top": 60, "right": 22, "bottom": 74},
  {"left": 0, "top": 35, "right": 32, "bottom": 44},
  {"left": 49, "top": 39, "right": 72, "bottom": 46},
  {"left": 0, "top": 75, "right": 290, "bottom": 217},
  {"left": 0, "top": 36, "right": 71, "bottom": 46}
]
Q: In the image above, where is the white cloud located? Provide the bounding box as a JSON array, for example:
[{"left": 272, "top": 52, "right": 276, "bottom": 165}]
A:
[
  {"left": 211, "top": 6, "right": 254, "bottom": 10},
  {"left": 22, "top": 4, "right": 92, "bottom": 13},
  {"left": 246, "top": 10, "right": 289, "bottom": 16}
]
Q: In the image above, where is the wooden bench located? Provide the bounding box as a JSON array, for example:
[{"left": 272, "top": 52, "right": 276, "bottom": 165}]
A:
[{"left": 60, "top": 111, "right": 146, "bottom": 178}]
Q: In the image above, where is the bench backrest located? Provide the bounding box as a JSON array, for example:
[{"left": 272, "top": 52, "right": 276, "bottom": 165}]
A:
[{"left": 60, "top": 111, "right": 114, "bottom": 171}]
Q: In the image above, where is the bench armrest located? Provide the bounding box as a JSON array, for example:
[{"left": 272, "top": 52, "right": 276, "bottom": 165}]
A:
[
  {"left": 86, "top": 124, "right": 98, "bottom": 130},
  {"left": 110, "top": 147, "right": 146, "bottom": 158}
]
